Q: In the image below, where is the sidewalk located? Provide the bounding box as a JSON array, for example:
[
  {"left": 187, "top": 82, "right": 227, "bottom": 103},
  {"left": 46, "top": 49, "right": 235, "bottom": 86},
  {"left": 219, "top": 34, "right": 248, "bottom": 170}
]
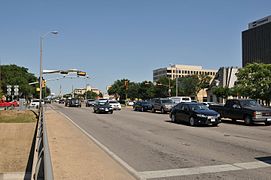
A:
[{"left": 45, "top": 109, "right": 136, "bottom": 180}]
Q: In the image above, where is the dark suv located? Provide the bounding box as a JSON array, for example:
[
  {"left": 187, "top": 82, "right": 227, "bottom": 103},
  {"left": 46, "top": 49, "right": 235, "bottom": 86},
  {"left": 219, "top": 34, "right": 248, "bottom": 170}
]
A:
[
  {"left": 65, "top": 98, "right": 81, "bottom": 107},
  {"left": 151, "top": 98, "right": 174, "bottom": 113}
]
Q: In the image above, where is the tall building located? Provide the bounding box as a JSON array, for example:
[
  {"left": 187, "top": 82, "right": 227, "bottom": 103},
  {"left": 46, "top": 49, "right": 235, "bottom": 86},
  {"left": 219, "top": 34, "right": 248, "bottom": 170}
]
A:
[
  {"left": 242, "top": 15, "right": 271, "bottom": 67},
  {"left": 153, "top": 64, "right": 217, "bottom": 82},
  {"left": 207, "top": 67, "right": 239, "bottom": 103}
]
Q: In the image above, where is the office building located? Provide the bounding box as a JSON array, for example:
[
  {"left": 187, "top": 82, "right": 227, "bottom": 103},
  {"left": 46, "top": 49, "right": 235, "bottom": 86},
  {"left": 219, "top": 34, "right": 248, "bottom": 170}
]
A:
[
  {"left": 207, "top": 67, "right": 239, "bottom": 103},
  {"left": 242, "top": 15, "right": 271, "bottom": 66},
  {"left": 153, "top": 64, "right": 217, "bottom": 82}
]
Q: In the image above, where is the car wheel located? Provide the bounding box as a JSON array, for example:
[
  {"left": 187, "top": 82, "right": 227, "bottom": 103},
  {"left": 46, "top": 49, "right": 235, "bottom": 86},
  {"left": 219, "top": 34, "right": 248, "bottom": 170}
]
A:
[
  {"left": 244, "top": 115, "right": 252, "bottom": 125},
  {"left": 171, "top": 114, "right": 176, "bottom": 123},
  {"left": 189, "top": 117, "right": 195, "bottom": 126},
  {"left": 161, "top": 108, "right": 165, "bottom": 114},
  {"left": 265, "top": 121, "right": 271, "bottom": 126},
  {"left": 231, "top": 118, "right": 237, "bottom": 123},
  {"left": 109, "top": 111, "right": 113, "bottom": 114},
  {"left": 212, "top": 123, "right": 218, "bottom": 127}
]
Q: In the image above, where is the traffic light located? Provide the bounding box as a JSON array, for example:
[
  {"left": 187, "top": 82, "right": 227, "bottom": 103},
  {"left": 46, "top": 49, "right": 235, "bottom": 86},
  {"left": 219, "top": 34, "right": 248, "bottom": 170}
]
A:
[
  {"left": 42, "top": 80, "right": 46, "bottom": 88},
  {"left": 77, "top": 71, "right": 86, "bottom": 76}
]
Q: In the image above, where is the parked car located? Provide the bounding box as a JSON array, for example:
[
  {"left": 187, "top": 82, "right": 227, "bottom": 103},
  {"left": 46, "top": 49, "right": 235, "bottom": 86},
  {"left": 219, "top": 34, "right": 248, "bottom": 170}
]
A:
[
  {"left": 151, "top": 98, "right": 174, "bottom": 113},
  {"left": 170, "top": 102, "right": 221, "bottom": 126},
  {"left": 44, "top": 98, "right": 52, "bottom": 104},
  {"left": 58, "top": 99, "right": 65, "bottom": 104},
  {"left": 86, "top": 99, "right": 96, "bottom": 107},
  {"left": 209, "top": 99, "right": 271, "bottom": 126},
  {"left": 0, "top": 100, "right": 19, "bottom": 108},
  {"left": 108, "top": 100, "right": 121, "bottom": 110},
  {"left": 66, "top": 98, "right": 81, "bottom": 107},
  {"left": 127, "top": 101, "right": 134, "bottom": 106},
  {"left": 133, "top": 101, "right": 152, "bottom": 112},
  {"left": 30, "top": 99, "right": 44, "bottom": 109},
  {"left": 170, "top": 96, "right": 191, "bottom": 104},
  {"left": 93, "top": 101, "right": 113, "bottom": 114}
]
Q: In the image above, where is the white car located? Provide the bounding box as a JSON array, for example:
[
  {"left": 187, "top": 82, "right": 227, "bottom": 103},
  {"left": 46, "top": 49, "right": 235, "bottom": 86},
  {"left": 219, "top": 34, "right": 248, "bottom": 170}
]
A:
[
  {"left": 108, "top": 100, "right": 121, "bottom": 110},
  {"left": 30, "top": 99, "right": 44, "bottom": 109}
]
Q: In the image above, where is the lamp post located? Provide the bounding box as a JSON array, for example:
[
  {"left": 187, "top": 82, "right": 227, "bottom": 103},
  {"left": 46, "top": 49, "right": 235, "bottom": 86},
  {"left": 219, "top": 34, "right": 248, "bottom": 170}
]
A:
[{"left": 39, "top": 31, "right": 58, "bottom": 108}]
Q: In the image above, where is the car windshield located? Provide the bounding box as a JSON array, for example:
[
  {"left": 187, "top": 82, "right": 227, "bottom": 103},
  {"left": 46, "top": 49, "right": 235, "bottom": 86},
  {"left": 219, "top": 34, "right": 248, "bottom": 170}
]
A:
[
  {"left": 109, "top": 101, "right": 118, "bottom": 103},
  {"left": 190, "top": 104, "right": 209, "bottom": 111},
  {"left": 161, "top": 99, "right": 173, "bottom": 103},
  {"left": 240, "top": 100, "right": 260, "bottom": 107},
  {"left": 98, "top": 101, "right": 106, "bottom": 105}
]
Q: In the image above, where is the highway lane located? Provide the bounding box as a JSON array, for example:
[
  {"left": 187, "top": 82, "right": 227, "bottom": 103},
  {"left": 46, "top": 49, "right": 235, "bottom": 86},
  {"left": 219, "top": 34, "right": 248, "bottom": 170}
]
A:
[{"left": 49, "top": 103, "right": 271, "bottom": 179}]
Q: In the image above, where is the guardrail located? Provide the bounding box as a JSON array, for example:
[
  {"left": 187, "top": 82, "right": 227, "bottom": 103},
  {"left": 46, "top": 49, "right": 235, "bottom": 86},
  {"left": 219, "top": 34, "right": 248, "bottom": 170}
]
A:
[{"left": 32, "top": 105, "right": 54, "bottom": 180}]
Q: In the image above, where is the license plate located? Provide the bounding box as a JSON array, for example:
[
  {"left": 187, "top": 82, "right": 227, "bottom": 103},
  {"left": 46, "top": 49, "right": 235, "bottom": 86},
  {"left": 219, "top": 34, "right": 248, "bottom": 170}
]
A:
[
  {"left": 211, "top": 118, "right": 216, "bottom": 122},
  {"left": 105, "top": 109, "right": 108, "bottom": 111},
  {"left": 267, "top": 118, "right": 271, "bottom": 121}
]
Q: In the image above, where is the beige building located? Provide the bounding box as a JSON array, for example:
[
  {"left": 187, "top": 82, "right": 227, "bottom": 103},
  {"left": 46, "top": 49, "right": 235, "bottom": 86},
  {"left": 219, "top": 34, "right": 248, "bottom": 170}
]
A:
[
  {"left": 74, "top": 85, "right": 102, "bottom": 96},
  {"left": 153, "top": 64, "right": 218, "bottom": 102},
  {"left": 153, "top": 64, "right": 217, "bottom": 82}
]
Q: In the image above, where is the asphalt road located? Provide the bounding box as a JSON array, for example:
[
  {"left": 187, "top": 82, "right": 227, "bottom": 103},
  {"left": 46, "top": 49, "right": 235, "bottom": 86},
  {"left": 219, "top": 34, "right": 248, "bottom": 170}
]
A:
[{"left": 50, "top": 103, "right": 271, "bottom": 180}]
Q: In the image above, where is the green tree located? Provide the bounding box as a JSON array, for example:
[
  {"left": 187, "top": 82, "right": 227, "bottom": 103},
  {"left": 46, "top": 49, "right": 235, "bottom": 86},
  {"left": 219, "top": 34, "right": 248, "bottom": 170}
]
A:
[
  {"left": 177, "top": 75, "right": 211, "bottom": 99},
  {"left": 85, "top": 91, "right": 98, "bottom": 99},
  {"left": 0, "top": 64, "right": 38, "bottom": 99},
  {"left": 108, "top": 79, "right": 129, "bottom": 100},
  {"left": 155, "top": 76, "right": 174, "bottom": 97},
  {"left": 235, "top": 63, "right": 271, "bottom": 103},
  {"left": 213, "top": 86, "right": 230, "bottom": 99}
]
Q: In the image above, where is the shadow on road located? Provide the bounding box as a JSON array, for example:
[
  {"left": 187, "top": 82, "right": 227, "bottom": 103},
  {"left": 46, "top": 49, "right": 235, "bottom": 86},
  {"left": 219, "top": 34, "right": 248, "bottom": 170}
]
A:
[
  {"left": 164, "top": 120, "right": 219, "bottom": 128},
  {"left": 256, "top": 156, "right": 271, "bottom": 165},
  {"left": 221, "top": 119, "right": 267, "bottom": 126}
]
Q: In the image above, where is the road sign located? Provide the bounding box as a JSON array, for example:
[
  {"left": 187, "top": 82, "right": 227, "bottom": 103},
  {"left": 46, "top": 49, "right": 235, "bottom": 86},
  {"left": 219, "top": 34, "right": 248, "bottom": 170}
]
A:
[{"left": 7, "top": 85, "right": 12, "bottom": 96}]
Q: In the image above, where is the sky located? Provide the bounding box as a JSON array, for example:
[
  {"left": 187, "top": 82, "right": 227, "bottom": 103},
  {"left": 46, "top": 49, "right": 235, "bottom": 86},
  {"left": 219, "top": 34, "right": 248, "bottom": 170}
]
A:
[{"left": 0, "top": 0, "right": 270, "bottom": 95}]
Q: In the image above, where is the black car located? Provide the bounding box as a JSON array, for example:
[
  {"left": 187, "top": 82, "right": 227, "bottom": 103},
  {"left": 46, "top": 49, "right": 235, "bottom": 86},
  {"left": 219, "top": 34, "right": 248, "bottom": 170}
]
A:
[
  {"left": 65, "top": 98, "right": 81, "bottom": 107},
  {"left": 133, "top": 101, "right": 152, "bottom": 112},
  {"left": 170, "top": 102, "right": 221, "bottom": 126},
  {"left": 93, "top": 101, "right": 113, "bottom": 114}
]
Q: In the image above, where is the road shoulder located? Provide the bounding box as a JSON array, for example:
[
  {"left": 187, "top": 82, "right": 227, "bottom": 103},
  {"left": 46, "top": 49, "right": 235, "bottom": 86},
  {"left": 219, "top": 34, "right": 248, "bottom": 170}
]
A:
[{"left": 46, "top": 108, "right": 135, "bottom": 180}]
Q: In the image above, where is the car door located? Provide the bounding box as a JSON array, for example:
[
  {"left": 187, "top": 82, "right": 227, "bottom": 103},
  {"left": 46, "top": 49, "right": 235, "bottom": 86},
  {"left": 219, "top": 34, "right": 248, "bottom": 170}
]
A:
[
  {"left": 182, "top": 104, "right": 191, "bottom": 122},
  {"left": 174, "top": 103, "right": 182, "bottom": 121}
]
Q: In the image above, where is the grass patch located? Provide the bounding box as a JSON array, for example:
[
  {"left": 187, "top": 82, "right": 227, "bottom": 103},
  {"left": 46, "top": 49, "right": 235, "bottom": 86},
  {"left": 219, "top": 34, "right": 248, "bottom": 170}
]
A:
[{"left": 0, "top": 110, "right": 37, "bottom": 123}]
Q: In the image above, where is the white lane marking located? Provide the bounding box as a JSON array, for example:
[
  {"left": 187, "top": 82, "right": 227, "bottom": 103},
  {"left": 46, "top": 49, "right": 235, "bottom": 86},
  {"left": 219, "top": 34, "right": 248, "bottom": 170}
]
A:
[
  {"left": 138, "top": 161, "right": 271, "bottom": 179},
  {"left": 56, "top": 111, "right": 141, "bottom": 180}
]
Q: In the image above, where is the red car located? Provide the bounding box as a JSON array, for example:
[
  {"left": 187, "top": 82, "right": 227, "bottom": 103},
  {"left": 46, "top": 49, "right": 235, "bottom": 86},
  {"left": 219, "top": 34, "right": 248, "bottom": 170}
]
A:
[{"left": 0, "top": 100, "right": 19, "bottom": 107}]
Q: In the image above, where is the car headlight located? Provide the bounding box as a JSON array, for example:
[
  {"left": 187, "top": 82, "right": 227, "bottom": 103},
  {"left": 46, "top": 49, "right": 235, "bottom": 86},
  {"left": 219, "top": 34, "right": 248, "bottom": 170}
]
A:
[{"left": 196, "top": 114, "right": 207, "bottom": 118}]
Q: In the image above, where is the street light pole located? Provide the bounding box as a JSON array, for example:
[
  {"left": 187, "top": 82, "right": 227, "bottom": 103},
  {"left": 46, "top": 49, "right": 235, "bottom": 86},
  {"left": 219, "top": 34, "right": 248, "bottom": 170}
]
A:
[{"left": 39, "top": 31, "right": 58, "bottom": 108}]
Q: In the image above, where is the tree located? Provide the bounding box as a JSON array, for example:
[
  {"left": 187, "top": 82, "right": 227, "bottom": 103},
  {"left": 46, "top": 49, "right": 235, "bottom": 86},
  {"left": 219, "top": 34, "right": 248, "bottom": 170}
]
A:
[
  {"left": 0, "top": 64, "right": 39, "bottom": 99},
  {"left": 155, "top": 76, "right": 174, "bottom": 97},
  {"left": 213, "top": 86, "right": 230, "bottom": 99},
  {"left": 85, "top": 91, "right": 98, "bottom": 99},
  {"left": 108, "top": 79, "right": 129, "bottom": 100},
  {"left": 235, "top": 63, "right": 271, "bottom": 104},
  {"left": 177, "top": 75, "right": 211, "bottom": 99}
]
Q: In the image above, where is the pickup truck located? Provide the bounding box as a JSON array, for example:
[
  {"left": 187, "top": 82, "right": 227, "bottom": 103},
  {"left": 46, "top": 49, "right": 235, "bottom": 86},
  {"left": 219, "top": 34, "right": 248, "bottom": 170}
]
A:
[{"left": 209, "top": 99, "right": 271, "bottom": 126}]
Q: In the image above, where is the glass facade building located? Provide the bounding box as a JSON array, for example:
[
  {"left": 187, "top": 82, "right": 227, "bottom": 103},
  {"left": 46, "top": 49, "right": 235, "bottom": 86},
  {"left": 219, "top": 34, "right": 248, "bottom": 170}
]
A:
[{"left": 242, "top": 16, "right": 271, "bottom": 67}]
